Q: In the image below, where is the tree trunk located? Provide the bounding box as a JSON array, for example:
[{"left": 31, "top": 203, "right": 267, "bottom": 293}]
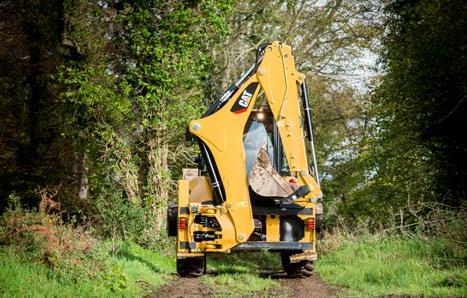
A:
[
  {"left": 147, "top": 129, "right": 170, "bottom": 237},
  {"left": 77, "top": 153, "right": 89, "bottom": 201},
  {"left": 116, "top": 145, "right": 140, "bottom": 205}
]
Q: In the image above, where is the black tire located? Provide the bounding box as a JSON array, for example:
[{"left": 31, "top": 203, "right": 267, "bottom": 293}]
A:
[
  {"left": 281, "top": 251, "right": 314, "bottom": 277},
  {"left": 176, "top": 255, "right": 206, "bottom": 277}
]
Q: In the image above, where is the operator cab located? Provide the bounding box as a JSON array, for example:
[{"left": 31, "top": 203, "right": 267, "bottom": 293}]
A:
[
  {"left": 243, "top": 107, "right": 289, "bottom": 176},
  {"left": 244, "top": 106, "right": 298, "bottom": 207}
]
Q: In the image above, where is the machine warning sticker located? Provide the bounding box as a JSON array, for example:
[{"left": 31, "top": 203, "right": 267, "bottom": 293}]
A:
[{"left": 230, "top": 82, "right": 259, "bottom": 114}]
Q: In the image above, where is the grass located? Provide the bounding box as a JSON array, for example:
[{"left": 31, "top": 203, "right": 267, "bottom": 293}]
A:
[
  {"left": 0, "top": 241, "right": 175, "bottom": 297},
  {"left": 0, "top": 206, "right": 176, "bottom": 297},
  {"left": 316, "top": 234, "right": 467, "bottom": 297},
  {"left": 0, "top": 208, "right": 280, "bottom": 297},
  {"left": 1, "top": 207, "right": 466, "bottom": 297},
  {"left": 202, "top": 252, "right": 281, "bottom": 297},
  {"left": 4, "top": 234, "right": 465, "bottom": 298},
  {"left": 0, "top": 240, "right": 280, "bottom": 298},
  {"left": 0, "top": 246, "right": 282, "bottom": 297}
]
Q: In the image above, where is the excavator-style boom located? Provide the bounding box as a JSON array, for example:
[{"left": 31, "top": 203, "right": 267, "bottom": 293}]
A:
[{"left": 168, "top": 41, "right": 323, "bottom": 277}]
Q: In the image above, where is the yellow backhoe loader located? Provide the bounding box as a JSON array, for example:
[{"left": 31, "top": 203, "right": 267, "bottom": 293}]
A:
[{"left": 167, "top": 41, "right": 323, "bottom": 277}]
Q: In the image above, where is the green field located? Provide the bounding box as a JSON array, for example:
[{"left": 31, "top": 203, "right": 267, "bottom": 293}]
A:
[
  {"left": 0, "top": 241, "right": 174, "bottom": 297},
  {"left": 0, "top": 241, "right": 284, "bottom": 297},
  {"left": 317, "top": 235, "right": 467, "bottom": 297},
  {"left": 1, "top": 234, "right": 465, "bottom": 297},
  {"left": 1, "top": 209, "right": 465, "bottom": 297}
]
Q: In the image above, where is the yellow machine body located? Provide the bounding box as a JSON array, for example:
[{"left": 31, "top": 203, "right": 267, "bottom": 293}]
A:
[{"left": 173, "top": 42, "right": 322, "bottom": 271}]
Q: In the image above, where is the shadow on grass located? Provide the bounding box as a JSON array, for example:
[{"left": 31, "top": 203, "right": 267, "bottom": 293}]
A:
[{"left": 117, "top": 244, "right": 161, "bottom": 273}]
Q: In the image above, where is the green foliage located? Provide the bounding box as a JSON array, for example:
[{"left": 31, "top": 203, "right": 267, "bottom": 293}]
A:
[
  {"left": 48, "top": 0, "right": 234, "bottom": 244},
  {"left": 370, "top": 0, "right": 466, "bottom": 206},
  {"left": 0, "top": 242, "right": 175, "bottom": 297},
  {"left": 0, "top": 204, "right": 281, "bottom": 297},
  {"left": 317, "top": 234, "right": 467, "bottom": 297},
  {"left": 323, "top": 0, "right": 466, "bottom": 226},
  {"left": 93, "top": 192, "right": 147, "bottom": 240},
  {"left": 0, "top": 206, "right": 175, "bottom": 297},
  {"left": 1, "top": 0, "right": 235, "bottom": 242},
  {"left": 2, "top": 2, "right": 465, "bottom": 296}
]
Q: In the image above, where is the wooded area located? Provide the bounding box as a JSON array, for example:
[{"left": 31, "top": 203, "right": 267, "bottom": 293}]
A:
[
  {"left": 0, "top": 0, "right": 465, "bottom": 296},
  {"left": 1, "top": 0, "right": 464, "bottom": 238}
]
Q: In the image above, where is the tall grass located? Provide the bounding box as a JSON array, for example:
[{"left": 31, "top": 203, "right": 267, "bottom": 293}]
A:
[
  {"left": 0, "top": 204, "right": 281, "bottom": 297},
  {"left": 1, "top": 198, "right": 465, "bottom": 297},
  {"left": 0, "top": 241, "right": 175, "bottom": 297},
  {"left": 316, "top": 206, "right": 467, "bottom": 297},
  {"left": 317, "top": 235, "right": 466, "bottom": 297},
  {"left": 0, "top": 206, "right": 175, "bottom": 297}
]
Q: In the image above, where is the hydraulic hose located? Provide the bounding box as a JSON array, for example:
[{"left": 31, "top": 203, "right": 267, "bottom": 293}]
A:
[{"left": 300, "top": 81, "right": 320, "bottom": 186}]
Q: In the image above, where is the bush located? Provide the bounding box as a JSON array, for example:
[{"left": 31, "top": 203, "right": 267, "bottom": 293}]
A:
[
  {"left": 0, "top": 202, "right": 175, "bottom": 297},
  {"left": 92, "top": 193, "right": 147, "bottom": 242}
]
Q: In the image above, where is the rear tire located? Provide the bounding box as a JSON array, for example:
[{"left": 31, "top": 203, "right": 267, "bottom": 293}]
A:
[
  {"left": 281, "top": 251, "right": 314, "bottom": 277},
  {"left": 176, "top": 255, "right": 206, "bottom": 277}
]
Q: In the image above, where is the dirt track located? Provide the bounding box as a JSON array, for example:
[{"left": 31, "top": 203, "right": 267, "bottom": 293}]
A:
[
  {"left": 151, "top": 272, "right": 335, "bottom": 298},
  {"left": 266, "top": 272, "right": 336, "bottom": 298},
  {"left": 151, "top": 276, "right": 214, "bottom": 298}
]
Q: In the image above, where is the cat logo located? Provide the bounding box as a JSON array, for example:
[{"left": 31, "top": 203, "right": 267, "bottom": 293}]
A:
[
  {"left": 238, "top": 90, "right": 253, "bottom": 108},
  {"left": 230, "top": 82, "right": 259, "bottom": 114}
]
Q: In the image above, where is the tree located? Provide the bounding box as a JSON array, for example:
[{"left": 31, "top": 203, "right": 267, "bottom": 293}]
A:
[
  {"left": 379, "top": 0, "right": 466, "bottom": 207},
  {"left": 0, "top": 0, "right": 69, "bottom": 209},
  {"left": 55, "top": 0, "right": 233, "bottom": 242},
  {"left": 336, "top": 0, "right": 466, "bottom": 225},
  {"left": 206, "top": 0, "right": 385, "bottom": 225}
]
